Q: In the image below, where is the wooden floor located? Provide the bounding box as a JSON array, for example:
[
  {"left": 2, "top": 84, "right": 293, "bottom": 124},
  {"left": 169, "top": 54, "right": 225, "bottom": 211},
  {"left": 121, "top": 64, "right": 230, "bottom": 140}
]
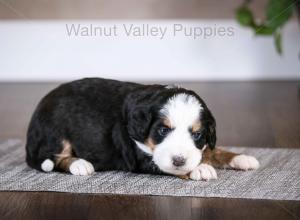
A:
[{"left": 0, "top": 81, "right": 300, "bottom": 220}]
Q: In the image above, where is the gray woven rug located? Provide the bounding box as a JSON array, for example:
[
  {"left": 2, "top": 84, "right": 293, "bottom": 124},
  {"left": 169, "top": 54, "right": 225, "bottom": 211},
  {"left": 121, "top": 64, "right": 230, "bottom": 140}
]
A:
[{"left": 0, "top": 139, "right": 299, "bottom": 200}]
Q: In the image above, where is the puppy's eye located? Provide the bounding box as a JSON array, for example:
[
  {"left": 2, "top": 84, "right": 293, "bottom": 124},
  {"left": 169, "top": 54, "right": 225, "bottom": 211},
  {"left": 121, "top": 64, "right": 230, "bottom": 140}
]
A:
[
  {"left": 158, "top": 126, "right": 171, "bottom": 137},
  {"left": 192, "top": 131, "right": 202, "bottom": 141}
]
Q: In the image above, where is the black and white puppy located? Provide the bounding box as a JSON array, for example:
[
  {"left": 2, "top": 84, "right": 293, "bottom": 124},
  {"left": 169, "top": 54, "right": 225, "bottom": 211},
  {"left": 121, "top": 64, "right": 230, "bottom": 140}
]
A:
[{"left": 26, "top": 78, "right": 259, "bottom": 180}]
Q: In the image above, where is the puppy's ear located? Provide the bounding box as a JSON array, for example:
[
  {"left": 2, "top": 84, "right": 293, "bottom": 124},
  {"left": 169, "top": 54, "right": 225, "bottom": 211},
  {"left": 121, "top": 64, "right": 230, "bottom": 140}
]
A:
[
  {"left": 126, "top": 106, "right": 153, "bottom": 141},
  {"left": 203, "top": 109, "right": 216, "bottom": 149},
  {"left": 112, "top": 122, "right": 137, "bottom": 171},
  {"left": 123, "top": 89, "right": 155, "bottom": 142},
  {"left": 123, "top": 86, "right": 166, "bottom": 142}
]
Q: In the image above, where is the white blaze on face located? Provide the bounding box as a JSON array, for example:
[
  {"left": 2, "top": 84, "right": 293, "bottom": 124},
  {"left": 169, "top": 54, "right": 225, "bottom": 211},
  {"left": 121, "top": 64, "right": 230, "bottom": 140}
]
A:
[{"left": 153, "top": 93, "right": 204, "bottom": 175}]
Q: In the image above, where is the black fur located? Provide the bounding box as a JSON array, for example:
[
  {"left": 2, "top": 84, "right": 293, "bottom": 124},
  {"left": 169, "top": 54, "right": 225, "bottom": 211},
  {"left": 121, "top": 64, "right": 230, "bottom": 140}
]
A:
[{"left": 26, "top": 78, "right": 216, "bottom": 174}]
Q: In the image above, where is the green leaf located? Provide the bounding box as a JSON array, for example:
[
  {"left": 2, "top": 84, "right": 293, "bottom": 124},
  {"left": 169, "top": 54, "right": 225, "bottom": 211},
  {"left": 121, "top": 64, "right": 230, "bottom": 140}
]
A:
[
  {"left": 266, "top": 0, "right": 295, "bottom": 29},
  {"left": 274, "top": 30, "right": 282, "bottom": 55},
  {"left": 236, "top": 6, "right": 255, "bottom": 27},
  {"left": 255, "top": 25, "right": 275, "bottom": 35}
]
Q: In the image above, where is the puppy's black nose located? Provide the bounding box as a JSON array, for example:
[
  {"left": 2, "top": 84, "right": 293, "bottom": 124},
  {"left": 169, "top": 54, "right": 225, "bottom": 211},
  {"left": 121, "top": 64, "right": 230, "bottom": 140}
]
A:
[{"left": 172, "top": 156, "right": 186, "bottom": 167}]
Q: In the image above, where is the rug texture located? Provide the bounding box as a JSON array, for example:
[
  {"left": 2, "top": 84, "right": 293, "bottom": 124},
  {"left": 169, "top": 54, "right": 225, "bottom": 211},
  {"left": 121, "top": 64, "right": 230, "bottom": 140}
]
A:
[{"left": 0, "top": 139, "right": 299, "bottom": 200}]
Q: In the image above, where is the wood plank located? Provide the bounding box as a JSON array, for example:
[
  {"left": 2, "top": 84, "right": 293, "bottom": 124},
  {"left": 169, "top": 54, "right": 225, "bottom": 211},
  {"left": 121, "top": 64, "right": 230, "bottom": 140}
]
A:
[{"left": 0, "top": 192, "right": 298, "bottom": 220}]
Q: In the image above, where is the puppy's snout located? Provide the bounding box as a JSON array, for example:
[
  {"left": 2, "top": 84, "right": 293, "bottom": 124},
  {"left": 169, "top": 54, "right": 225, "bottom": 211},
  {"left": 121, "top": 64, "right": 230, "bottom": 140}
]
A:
[{"left": 172, "top": 156, "right": 186, "bottom": 167}]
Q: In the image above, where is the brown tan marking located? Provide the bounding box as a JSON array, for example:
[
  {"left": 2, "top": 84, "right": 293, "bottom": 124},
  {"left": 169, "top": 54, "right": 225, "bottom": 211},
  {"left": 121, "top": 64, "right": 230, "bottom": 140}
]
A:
[
  {"left": 202, "top": 147, "right": 239, "bottom": 168},
  {"left": 177, "top": 174, "right": 190, "bottom": 180},
  {"left": 145, "top": 138, "right": 156, "bottom": 151},
  {"left": 192, "top": 121, "right": 201, "bottom": 132},
  {"left": 162, "top": 118, "right": 172, "bottom": 128},
  {"left": 55, "top": 140, "right": 78, "bottom": 172}
]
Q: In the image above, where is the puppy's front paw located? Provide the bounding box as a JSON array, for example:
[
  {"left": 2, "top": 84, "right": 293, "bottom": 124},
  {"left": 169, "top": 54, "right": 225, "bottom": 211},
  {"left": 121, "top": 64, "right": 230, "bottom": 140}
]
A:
[
  {"left": 229, "top": 154, "right": 259, "bottom": 170},
  {"left": 69, "top": 159, "right": 95, "bottom": 176},
  {"left": 189, "top": 164, "right": 217, "bottom": 181}
]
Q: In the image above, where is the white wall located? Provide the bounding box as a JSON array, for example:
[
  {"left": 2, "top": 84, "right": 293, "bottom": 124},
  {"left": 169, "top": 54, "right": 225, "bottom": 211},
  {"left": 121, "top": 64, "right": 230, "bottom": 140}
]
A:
[{"left": 0, "top": 20, "right": 299, "bottom": 81}]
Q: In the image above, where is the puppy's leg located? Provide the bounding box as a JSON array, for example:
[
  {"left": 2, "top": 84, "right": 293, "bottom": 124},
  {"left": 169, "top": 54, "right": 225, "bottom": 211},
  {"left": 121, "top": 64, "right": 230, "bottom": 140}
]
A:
[
  {"left": 189, "top": 147, "right": 259, "bottom": 181},
  {"left": 55, "top": 140, "right": 95, "bottom": 176},
  {"left": 202, "top": 147, "right": 260, "bottom": 170},
  {"left": 189, "top": 163, "right": 218, "bottom": 181},
  {"left": 188, "top": 145, "right": 218, "bottom": 181}
]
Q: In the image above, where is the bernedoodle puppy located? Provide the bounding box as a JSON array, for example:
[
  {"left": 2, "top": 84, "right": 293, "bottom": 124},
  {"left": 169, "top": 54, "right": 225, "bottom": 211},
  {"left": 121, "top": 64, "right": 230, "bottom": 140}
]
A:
[{"left": 26, "top": 78, "right": 259, "bottom": 180}]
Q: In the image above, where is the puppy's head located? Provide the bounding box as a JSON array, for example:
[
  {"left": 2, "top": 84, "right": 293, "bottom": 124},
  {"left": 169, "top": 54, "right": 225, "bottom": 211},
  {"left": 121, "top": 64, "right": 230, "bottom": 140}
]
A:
[{"left": 125, "top": 86, "right": 216, "bottom": 175}]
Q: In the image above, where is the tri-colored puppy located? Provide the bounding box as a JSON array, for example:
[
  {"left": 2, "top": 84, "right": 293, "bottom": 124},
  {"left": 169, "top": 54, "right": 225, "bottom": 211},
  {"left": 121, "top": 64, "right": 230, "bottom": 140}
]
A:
[{"left": 26, "top": 78, "right": 259, "bottom": 180}]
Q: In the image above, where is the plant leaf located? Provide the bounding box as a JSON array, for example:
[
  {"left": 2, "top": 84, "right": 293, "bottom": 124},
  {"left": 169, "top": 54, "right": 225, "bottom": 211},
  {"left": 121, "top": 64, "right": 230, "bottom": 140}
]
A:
[
  {"left": 255, "top": 25, "right": 275, "bottom": 35},
  {"left": 266, "top": 0, "right": 295, "bottom": 29},
  {"left": 236, "top": 6, "right": 255, "bottom": 27},
  {"left": 274, "top": 30, "right": 283, "bottom": 55}
]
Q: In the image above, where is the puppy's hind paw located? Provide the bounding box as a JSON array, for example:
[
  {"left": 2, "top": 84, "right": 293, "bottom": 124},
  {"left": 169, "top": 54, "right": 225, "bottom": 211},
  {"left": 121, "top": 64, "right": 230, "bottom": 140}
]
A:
[
  {"left": 229, "top": 154, "right": 260, "bottom": 170},
  {"left": 189, "top": 164, "right": 217, "bottom": 181},
  {"left": 69, "top": 159, "right": 95, "bottom": 176},
  {"left": 41, "top": 159, "right": 54, "bottom": 172}
]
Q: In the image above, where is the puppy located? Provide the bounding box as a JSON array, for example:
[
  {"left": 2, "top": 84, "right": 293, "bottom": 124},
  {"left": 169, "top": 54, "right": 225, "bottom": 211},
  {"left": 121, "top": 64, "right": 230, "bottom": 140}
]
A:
[{"left": 26, "top": 78, "right": 259, "bottom": 181}]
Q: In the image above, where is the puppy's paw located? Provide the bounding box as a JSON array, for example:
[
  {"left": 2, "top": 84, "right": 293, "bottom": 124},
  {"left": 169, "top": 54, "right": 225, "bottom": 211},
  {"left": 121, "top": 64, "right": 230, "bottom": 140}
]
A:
[
  {"left": 41, "top": 159, "right": 55, "bottom": 172},
  {"left": 189, "top": 164, "right": 217, "bottom": 181},
  {"left": 229, "top": 154, "right": 259, "bottom": 170},
  {"left": 69, "top": 159, "right": 95, "bottom": 176}
]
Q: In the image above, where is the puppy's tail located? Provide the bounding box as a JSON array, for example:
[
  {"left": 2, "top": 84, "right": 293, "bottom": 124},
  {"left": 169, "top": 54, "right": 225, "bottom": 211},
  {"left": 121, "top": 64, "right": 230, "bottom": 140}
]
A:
[
  {"left": 25, "top": 113, "right": 56, "bottom": 172},
  {"left": 26, "top": 137, "right": 55, "bottom": 172}
]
